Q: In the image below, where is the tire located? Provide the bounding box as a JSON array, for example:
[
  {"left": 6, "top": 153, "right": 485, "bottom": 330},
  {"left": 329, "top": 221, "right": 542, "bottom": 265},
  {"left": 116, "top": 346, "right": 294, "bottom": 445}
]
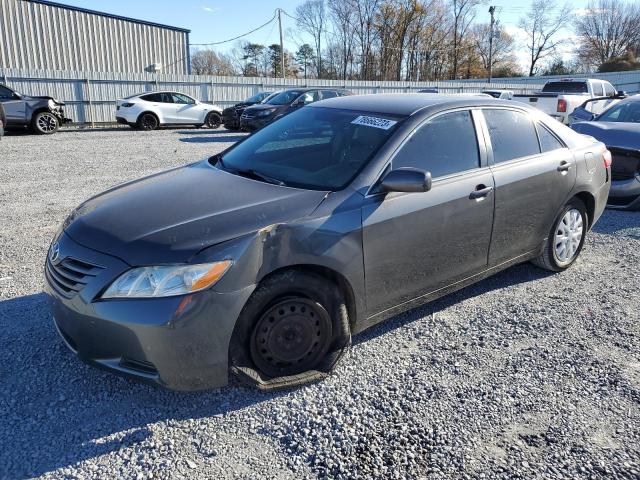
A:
[
  {"left": 204, "top": 112, "right": 221, "bottom": 129},
  {"left": 229, "top": 270, "right": 351, "bottom": 390},
  {"left": 532, "top": 197, "right": 588, "bottom": 272},
  {"left": 32, "top": 112, "right": 59, "bottom": 135},
  {"left": 137, "top": 113, "right": 159, "bottom": 131}
]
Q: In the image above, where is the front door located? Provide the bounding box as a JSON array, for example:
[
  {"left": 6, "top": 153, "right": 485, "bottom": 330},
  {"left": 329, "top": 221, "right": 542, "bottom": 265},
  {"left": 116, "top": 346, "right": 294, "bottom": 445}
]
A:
[
  {"left": 172, "top": 93, "right": 203, "bottom": 124},
  {"left": 0, "top": 85, "right": 25, "bottom": 124},
  {"left": 481, "top": 108, "right": 577, "bottom": 265},
  {"left": 362, "top": 110, "right": 495, "bottom": 316}
]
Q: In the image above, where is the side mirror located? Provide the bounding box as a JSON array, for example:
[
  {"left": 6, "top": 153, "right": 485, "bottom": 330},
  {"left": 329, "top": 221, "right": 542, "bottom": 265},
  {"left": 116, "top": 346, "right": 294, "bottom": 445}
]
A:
[
  {"left": 616, "top": 90, "right": 627, "bottom": 98},
  {"left": 380, "top": 168, "right": 432, "bottom": 193},
  {"left": 570, "top": 106, "right": 595, "bottom": 122}
]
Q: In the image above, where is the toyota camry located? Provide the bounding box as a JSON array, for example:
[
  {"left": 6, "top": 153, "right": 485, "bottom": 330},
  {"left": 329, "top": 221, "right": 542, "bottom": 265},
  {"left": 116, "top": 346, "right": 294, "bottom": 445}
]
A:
[{"left": 46, "top": 94, "right": 611, "bottom": 391}]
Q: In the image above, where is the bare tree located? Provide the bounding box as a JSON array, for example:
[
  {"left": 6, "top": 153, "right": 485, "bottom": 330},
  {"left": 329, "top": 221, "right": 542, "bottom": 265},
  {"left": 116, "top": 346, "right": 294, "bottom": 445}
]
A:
[
  {"left": 328, "top": 0, "right": 356, "bottom": 80},
  {"left": 296, "top": 0, "right": 327, "bottom": 77},
  {"left": 351, "top": 0, "right": 381, "bottom": 79},
  {"left": 191, "top": 49, "right": 237, "bottom": 76},
  {"left": 450, "top": 0, "right": 482, "bottom": 79},
  {"left": 471, "top": 22, "right": 515, "bottom": 73},
  {"left": 574, "top": 0, "right": 640, "bottom": 68},
  {"left": 519, "top": 0, "right": 571, "bottom": 76}
]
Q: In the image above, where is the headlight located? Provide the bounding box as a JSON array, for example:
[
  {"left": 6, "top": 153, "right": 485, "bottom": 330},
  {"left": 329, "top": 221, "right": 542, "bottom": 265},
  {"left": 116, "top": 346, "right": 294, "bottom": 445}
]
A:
[
  {"left": 257, "top": 108, "right": 276, "bottom": 117},
  {"left": 48, "top": 99, "right": 55, "bottom": 109},
  {"left": 102, "top": 261, "right": 232, "bottom": 299}
]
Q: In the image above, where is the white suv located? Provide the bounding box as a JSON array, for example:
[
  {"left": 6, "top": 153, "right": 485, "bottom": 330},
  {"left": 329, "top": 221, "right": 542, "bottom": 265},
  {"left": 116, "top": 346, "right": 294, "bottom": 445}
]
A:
[{"left": 115, "top": 92, "right": 223, "bottom": 130}]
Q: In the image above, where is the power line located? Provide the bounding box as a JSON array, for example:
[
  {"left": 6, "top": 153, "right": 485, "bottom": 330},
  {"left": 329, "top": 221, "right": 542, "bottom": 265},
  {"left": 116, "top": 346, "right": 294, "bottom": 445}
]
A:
[{"left": 189, "top": 12, "right": 277, "bottom": 46}]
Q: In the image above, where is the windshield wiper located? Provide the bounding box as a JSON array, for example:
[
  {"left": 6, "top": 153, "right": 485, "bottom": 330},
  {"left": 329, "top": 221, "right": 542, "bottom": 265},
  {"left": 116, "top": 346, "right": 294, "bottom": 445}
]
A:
[{"left": 234, "top": 168, "right": 287, "bottom": 186}]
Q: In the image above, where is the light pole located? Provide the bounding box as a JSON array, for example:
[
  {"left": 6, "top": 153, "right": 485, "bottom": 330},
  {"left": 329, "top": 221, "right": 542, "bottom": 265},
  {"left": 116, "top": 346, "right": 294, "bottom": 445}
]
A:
[{"left": 488, "top": 6, "right": 496, "bottom": 83}]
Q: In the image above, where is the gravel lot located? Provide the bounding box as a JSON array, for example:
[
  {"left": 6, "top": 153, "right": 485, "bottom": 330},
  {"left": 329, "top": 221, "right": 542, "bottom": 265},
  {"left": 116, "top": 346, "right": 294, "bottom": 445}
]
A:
[{"left": 1, "top": 127, "right": 639, "bottom": 479}]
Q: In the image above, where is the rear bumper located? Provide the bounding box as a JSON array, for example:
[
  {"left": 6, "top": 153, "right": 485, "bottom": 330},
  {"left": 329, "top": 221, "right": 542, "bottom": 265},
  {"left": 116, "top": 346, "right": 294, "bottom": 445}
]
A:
[
  {"left": 116, "top": 116, "right": 132, "bottom": 125},
  {"left": 608, "top": 176, "right": 640, "bottom": 211},
  {"left": 45, "top": 232, "right": 254, "bottom": 391}
]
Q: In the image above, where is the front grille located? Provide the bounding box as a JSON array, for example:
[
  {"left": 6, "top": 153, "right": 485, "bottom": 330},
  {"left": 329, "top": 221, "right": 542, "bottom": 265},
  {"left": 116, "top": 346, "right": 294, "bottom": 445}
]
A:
[{"left": 46, "top": 257, "right": 103, "bottom": 298}]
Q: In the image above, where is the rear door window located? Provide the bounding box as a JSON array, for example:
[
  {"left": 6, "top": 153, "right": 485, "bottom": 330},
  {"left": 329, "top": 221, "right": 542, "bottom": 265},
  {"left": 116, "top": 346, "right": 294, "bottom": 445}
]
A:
[
  {"left": 537, "top": 123, "right": 565, "bottom": 152},
  {"left": 392, "top": 110, "right": 480, "bottom": 177},
  {"left": 483, "top": 109, "right": 541, "bottom": 163},
  {"left": 321, "top": 90, "right": 338, "bottom": 99}
]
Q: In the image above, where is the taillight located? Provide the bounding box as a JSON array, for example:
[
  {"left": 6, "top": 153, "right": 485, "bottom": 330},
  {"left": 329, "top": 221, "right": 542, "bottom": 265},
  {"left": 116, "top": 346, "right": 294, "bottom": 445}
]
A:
[
  {"left": 121, "top": 102, "right": 134, "bottom": 108},
  {"left": 602, "top": 149, "right": 612, "bottom": 168},
  {"left": 557, "top": 99, "right": 567, "bottom": 113}
]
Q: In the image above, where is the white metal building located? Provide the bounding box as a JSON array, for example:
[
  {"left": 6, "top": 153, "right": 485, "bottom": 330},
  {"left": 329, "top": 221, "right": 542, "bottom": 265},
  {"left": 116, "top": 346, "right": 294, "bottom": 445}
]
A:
[{"left": 0, "top": 0, "right": 191, "bottom": 74}]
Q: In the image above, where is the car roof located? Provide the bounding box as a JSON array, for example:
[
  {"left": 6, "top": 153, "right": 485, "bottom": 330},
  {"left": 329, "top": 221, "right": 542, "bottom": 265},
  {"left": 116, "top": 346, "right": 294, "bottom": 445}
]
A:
[{"left": 310, "top": 93, "right": 510, "bottom": 116}]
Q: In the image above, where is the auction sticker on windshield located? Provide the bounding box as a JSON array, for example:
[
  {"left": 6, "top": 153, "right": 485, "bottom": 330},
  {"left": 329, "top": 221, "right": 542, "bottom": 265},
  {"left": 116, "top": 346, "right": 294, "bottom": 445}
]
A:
[{"left": 351, "top": 115, "right": 397, "bottom": 130}]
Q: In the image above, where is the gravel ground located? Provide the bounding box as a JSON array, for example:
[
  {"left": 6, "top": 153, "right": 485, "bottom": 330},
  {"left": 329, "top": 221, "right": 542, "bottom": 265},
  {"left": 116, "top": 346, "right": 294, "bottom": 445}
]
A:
[{"left": 1, "top": 127, "right": 639, "bottom": 480}]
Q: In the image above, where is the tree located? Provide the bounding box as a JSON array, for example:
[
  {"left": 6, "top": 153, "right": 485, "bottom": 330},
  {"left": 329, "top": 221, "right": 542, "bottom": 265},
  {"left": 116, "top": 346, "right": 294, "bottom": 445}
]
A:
[
  {"left": 295, "top": 44, "right": 315, "bottom": 79},
  {"left": 328, "top": 0, "right": 356, "bottom": 80},
  {"left": 190, "top": 49, "right": 237, "bottom": 76},
  {"left": 542, "top": 57, "right": 575, "bottom": 76},
  {"left": 268, "top": 44, "right": 285, "bottom": 77},
  {"left": 296, "top": 0, "right": 327, "bottom": 77},
  {"left": 519, "top": 0, "right": 571, "bottom": 76},
  {"left": 450, "top": 0, "right": 482, "bottom": 79},
  {"left": 598, "top": 51, "right": 640, "bottom": 72},
  {"left": 241, "top": 43, "right": 265, "bottom": 76},
  {"left": 471, "top": 22, "right": 515, "bottom": 75},
  {"left": 574, "top": 0, "right": 640, "bottom": 68}
]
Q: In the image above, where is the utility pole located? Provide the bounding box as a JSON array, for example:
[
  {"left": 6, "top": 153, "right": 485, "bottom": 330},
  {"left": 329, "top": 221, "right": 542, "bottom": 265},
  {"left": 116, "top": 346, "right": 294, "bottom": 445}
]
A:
[
  {"left": 278, "top": 8, "right": 285, "bottom": 80},
  {"left": 488, "top": 6, "right": 496, "bottom": 83}
]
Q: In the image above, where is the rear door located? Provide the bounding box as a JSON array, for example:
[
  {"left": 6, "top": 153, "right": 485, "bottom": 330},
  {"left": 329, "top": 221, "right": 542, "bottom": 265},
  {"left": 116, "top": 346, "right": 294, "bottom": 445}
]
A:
[
  {"left": 141, "top": 93, "right": 179, "bottom": 123},
  {"left": 480, "top": 108, "right": 577, "bottom": 265},
  {"left": 0, "top": 85, "right": 26, "bottom": 124},
  {"left": 362, "top": 109, "right": 495, "bottom": 315}
]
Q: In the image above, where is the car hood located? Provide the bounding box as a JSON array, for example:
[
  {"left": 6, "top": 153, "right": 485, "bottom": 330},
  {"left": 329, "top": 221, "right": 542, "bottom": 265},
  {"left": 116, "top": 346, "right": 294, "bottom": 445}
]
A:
[
  {"left": 64, "top": 160, "right": 328, "bottom": 265},
  {"left": 23, "top": 94, "right": 65, "bottom": 105},
  {"left": 571, "top": 121, "right": 640, "bottom": 150},
  {"left": 245, "top": 104, "right": 287, "bottom": 113}
]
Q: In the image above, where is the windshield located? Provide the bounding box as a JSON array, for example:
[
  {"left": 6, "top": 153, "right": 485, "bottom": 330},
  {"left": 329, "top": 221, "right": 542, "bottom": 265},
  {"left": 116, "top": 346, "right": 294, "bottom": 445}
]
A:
[
  {"left": 246, "top": 92, "right": 270, "bottom": 103},
  {"left": 598, "top": 101, "right": 640, "bottom": 123},
  {"left": 218, "top": 107, "right": 405, "bottom": 190},
  {"left": 265, "top": 90, "right": 303, "bottom": 105},
  {"left": 542, "top": 82, "right": 588, "bottom": 94}
]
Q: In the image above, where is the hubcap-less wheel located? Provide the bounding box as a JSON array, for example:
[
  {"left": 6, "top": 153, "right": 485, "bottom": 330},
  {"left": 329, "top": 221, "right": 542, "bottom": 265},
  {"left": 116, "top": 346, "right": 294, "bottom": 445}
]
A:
[
  {"left": 140, "top": 114, "right": 158, "bottom": 130},
  {"left": 37, "top": 113, "right": 58, "bottom": 133},
  {"left": 205, "top": 112, "right": 221, "bottom": 129},
  {"left": 250, "top": 298, "right": 332, "bottom": 377},
  {"left": 554, "top": 208, "right": 584, "bottom": 265}
]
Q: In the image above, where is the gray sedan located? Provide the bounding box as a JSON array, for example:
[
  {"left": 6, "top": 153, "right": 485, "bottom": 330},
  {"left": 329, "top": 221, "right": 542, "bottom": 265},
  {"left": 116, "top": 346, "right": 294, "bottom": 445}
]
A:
[{"left": 45, "top": 94, "right": 610, "bottom": 391}]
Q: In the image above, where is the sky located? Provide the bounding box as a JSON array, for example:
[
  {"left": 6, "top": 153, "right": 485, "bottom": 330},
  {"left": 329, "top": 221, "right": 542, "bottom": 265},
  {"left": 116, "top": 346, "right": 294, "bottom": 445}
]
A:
[{"left": 54, "top": 0, "right": 592, "bottom": 71}]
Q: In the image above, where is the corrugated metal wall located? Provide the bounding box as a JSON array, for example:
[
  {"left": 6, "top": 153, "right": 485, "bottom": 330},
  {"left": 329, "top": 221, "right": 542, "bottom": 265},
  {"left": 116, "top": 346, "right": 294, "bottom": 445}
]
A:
[
  {"left": 2, "top": 67, "right": 640, "bottom": 125},
  {"left": 0, "top": 0, "right": 189, "bottom": 74}
]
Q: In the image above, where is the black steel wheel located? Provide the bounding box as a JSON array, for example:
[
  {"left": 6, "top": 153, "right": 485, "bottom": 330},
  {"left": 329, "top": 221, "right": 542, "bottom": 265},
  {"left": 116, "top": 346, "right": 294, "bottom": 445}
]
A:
[
  {"left": 205, "top": 112, "right": 222, "bottom": 129},
  {"left": 138, "top": 113, "right": 159, "bottom": 131},
  {"left": 250, "top": 297, "right": 333, "bottom": 378}
]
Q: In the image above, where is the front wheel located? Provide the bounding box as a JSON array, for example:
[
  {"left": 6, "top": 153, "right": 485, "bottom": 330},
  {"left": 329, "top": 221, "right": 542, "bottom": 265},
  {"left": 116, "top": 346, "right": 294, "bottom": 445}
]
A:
[
  {"left": 532, "top": 198, "right": 588, "bottom": 271},
  {"left": 230, "top": 271, "right": 351, "bottom": 390},
  {"left": 32, "top": 112, "right": 59, "bottom": 134},
  {"left": 204, "top": 112, "right": 221, "bottom": 129}
]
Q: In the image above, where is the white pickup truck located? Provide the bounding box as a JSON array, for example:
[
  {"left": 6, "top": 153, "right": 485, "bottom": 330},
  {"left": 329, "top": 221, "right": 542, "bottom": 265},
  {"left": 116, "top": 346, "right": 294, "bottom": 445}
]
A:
[{"left": 513, "top": 79, "right": 621, "bottom": 124}]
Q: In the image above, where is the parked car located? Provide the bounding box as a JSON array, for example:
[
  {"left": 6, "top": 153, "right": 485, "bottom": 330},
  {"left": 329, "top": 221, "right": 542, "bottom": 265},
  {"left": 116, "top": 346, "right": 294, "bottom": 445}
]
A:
[
  {"left": 513, "top": 79, "right": 620, "bottom": 124},
  {"left": 222, "top": 91, "right": 273, "bottom": 130},
  {"left": 46, "top": 94, "right": 610, "bottom": 391},
  {"left": 482, "top": 89, "right": 514, "bottom": 100},
  {"left": 0, "top": 83, "right": 71, "bottom": 134},
  {"left": 239, "top": 88, "right": 352, "bottom": 131},
  {"left": 571, "top": 95, "right": 640, "bottom": 210},
  {"left": 0, "top": 103, "right": 5, "bottom": 139},
  {"left": 115, "top": 92, "right": 223, "bottom": 130}
]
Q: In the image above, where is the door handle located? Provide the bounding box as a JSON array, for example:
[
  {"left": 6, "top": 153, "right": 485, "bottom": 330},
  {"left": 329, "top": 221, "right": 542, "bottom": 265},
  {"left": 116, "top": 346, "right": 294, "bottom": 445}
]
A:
[
  {"left": 469, "top": 185, "right": 493, "bottom": 199},
  {"left": 557, "top": 161, "right": 572, "bottom": 172}
]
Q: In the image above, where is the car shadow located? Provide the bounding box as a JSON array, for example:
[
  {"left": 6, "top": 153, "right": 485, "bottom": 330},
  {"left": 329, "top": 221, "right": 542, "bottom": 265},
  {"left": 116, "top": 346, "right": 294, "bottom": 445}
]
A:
[{"left": 0, "top": 260, "right": 552, "bottom": 477}]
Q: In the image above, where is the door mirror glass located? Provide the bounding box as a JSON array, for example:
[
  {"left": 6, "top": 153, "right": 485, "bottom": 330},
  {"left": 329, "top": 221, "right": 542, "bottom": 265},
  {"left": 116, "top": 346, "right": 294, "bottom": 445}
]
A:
[{"left": 380, "top": 168, "right": 432, "bottom": 193}]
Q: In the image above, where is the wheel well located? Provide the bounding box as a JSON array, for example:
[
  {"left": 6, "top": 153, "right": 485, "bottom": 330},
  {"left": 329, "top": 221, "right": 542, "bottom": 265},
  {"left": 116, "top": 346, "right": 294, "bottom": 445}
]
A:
[
  {"left": 31, "top": 107, "right": 56, "bottom": 120},
  {"left": 137, "top": 111, "right": 159, "bottom": 124},
  {"left": 573, "top": 191, "right": 595, "bottom": 228},
  {"left": 259, "top": 265, "right": 357, "bottom": 327}
]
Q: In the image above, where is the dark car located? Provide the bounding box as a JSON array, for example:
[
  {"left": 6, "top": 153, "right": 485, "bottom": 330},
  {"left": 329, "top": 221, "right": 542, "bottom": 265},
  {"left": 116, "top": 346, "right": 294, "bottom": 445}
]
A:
[
  {"left": 0, "top": 103, "right": 5, "bottom": 139},
  {"left": 571, "top": 95, "right": 640, "bottom": 210},
  {"left": 239, "top": 88, "right": 352, "bottom": 131},
  {"left": 46, "top": 94, "right": 610, "bottom": 391},
  {"left": 222, "top": 91, "right": 273, "bottom": 130},
  {"left": 0, "top": 84, "right": 71, "bottom": 134}
]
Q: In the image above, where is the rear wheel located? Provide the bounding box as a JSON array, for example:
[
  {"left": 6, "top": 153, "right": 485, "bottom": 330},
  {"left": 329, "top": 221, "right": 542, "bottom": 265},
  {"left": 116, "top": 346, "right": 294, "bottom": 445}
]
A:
[
  {"left": 137, "top": 113, "right": 159, "bottom": 131},
  {"left": 230, "top": 271, "right": 351, "bottom": 390},
  {"left": 532, "top": 198, "right": 588, "bottom": 271},
  {"left": 32, "top": 112, "right": 59, "bottom": 134},
  {"left": 205, "top": 112, "right": 221, "bottom": 129}
]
